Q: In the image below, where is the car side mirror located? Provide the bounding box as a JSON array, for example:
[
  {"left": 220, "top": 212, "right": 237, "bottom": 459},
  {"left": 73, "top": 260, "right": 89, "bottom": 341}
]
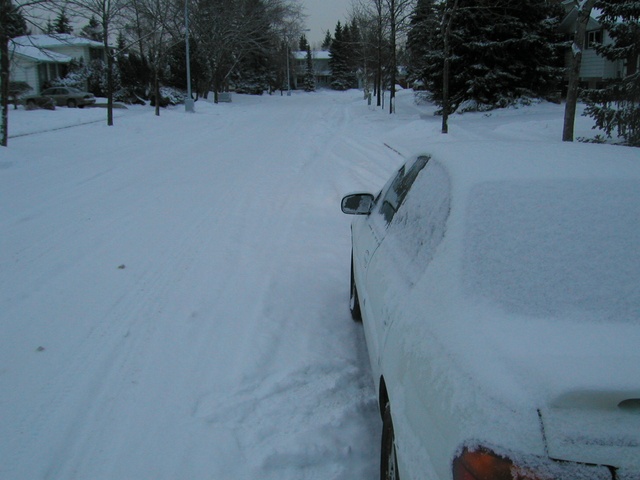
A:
[{"left": 341, "top": 193, "right": 375, "bottom": 215}]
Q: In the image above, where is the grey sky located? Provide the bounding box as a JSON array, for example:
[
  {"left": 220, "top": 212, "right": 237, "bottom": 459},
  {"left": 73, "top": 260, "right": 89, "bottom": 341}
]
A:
[{"left": 301, "top": 0, "right": 351, "bottom": 46}]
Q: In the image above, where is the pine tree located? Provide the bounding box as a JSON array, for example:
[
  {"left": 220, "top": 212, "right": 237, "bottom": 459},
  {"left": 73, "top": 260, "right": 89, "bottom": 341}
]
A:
[
  {"left": 322, "top": 30, "right": 332, "bottom": 50},
  {"left": 303, "top": 46, "right": 316, "bottom": 92},
  {"left": 299, "top": 34, "right": 309, "bottom": 51},
  {"left": 232, "top": 0, "right": 274, "bottom": 95},
  {"left": 330, "top": 22, "right": 350, "bottom": 90},
  {"left": 416, "top": 0, "right": 565, "bottom": 112},
  {"left": 407, "top": 0, "right": 439, "bottom": 89},
  {"left": 80, "top": 15, "right": 103, "bottom": 42},
  {"left": 584, "top": 0, "right": 640, "bottom": 146},
  {"left": 329, "top": 21, "right": 359, "bottom": 90},
  {"left": 53, "top": 8, "right": 73, "bottom": 34}
]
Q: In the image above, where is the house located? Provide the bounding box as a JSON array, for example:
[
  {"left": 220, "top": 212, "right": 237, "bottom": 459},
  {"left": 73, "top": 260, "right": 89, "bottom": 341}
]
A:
[
  {"left": 292, "top": 50, "right": 332, "bottom": 89},
  {"left": 9, "top": 34, "right": 106, "bottom": 95},
  {"left": 559, "top": 0, "right": 625, "bottom": 89}
]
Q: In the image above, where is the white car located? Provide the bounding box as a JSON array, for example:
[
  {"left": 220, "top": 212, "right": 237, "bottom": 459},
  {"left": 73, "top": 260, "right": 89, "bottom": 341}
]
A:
[{"left": 341, "top": 142, "right": 640, "bottom": 480}]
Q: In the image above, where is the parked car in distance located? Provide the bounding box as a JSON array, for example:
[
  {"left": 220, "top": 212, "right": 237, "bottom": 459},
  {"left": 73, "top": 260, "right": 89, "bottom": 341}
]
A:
[
  {"left": 24, "top": 87, "right": 96, "bottom": 108},
  {"left": 342, "top": 142, "right": 640, "bottom": 480},
  {"left": 23, "top": 95, "right": 55, "bottom": 110}
]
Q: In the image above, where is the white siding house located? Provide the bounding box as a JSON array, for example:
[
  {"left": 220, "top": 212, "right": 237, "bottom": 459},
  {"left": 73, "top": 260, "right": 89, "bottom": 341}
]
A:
[
  {"left": 559, "top": 0, "right": 625, "bottom": 88},
  {"left": 9, "top": 34, "right": 106, "bottom": 94},
  {"left": 292, "top": 50, "right": 332, "bottom": 89}
]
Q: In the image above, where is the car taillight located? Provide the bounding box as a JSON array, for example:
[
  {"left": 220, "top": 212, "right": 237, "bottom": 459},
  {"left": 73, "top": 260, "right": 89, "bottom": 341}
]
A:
[{"left": 453, "top": 447, "right": 552, "bottom": 480}]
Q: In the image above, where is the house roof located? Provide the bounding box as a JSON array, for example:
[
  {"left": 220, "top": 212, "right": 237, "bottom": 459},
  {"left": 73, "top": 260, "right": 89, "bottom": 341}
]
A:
[
  {"left": 9, "top": 42, "right": 72, "bottom": 64},
  {"left": 293, "top": 50, "right": 331, "bottom": 60},
  {"left": 10, "top": 34, "right": 106, "bottom": 64},
  {"left": 12, "top": 34, "right": 104, "bottom": 49},
  {"left": 558, "top": 1, "right": 602, "bottom": 33}
]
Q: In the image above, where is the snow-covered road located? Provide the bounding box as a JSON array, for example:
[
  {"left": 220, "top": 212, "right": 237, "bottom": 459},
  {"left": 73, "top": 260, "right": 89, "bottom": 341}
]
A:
[
  {"left": 1, "top": 91, "right": 411, "bottom": 480},
  {"left": 0, "top": 90, "right": 601, "bottom": 479}
]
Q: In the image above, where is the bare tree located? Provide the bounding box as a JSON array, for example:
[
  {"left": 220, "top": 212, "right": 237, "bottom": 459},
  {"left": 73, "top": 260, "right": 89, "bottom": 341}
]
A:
[
  {"left": 189, "top": 0, "right": 302, "bottom": 100},
  {"left": 352, "top": 0, "right": 390, "bottom": 107},
  {"left": 347, "top": 5, "right": 379, "bottom": 95},
  {"left": 351, "top": 0, "right": 413, "bottom": 112},
  {"left": 384, "top": 0, "right": 415, "bottom": 113},
  {"left": 129, "top": 0, "right": 182, "bottom": 115},
  {"left": 562, "top": 0, "right": 596, "bottom": 142},
  {"left": 64, "top": 0, "right": 129, "bottom": 126}
]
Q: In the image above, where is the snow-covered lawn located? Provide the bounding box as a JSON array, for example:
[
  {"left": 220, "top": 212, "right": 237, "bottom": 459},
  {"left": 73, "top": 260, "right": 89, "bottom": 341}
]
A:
[{"left": 0, "top": 90, "right": 620, "bottom": 479}]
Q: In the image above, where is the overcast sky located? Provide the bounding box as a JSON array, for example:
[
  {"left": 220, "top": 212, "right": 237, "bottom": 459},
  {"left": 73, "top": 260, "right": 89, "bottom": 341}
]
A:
[{"left": 301, "top": 0, "right": 351, "bottom": 46}]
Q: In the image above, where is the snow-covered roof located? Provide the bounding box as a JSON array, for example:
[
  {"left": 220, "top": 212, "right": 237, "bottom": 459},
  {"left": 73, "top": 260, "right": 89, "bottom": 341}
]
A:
[
  {"left": 293, "top": 50, "right": 331, "bottom": 60},
  {"left": 12, "top": 34, "right": 104, "bottom": 49},
  {"left": 9, "top": 41, "right": 72, "bottom": 63},
  {"left": 559, "top": 3, "right": 603, "bottom": 33}
]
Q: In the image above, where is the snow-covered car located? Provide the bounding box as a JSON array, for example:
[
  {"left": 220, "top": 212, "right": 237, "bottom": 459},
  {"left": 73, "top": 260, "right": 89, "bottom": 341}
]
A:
[
  {"left": 24, "top": 86, "right": 96, "bottom": 108},
  {"left": 341, "top": 142, "right": 640, "bottom": 480}
]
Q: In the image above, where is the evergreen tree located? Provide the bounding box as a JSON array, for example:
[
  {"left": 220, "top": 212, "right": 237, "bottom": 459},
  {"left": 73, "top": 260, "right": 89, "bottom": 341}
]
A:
[
  {"left": 53, "top": 8, "right": 73, "bottom": 34},
  {"left": 299, "top": 34, "right": 309, "bottom": 51},
  {"left": 407, "top": 0, "right": 439, "bottom": 88},
  {"left": 303, "top": 46, "right": 316, "bottom": 91},
  {"left": 3, "top": 2, "right": 27, "bottom": 38},
  {"left": 417, "top": 0, "right": 565, "bottom": 112},
  {"left": 584, "top": 0, "right": 640, "bottom": 146},
  {"left": 232, "top": 0, "right": 274, "bottom": 94},
  {"left": 80, "top": 15, "right": 103, "bottom": 42},
  {"left": 329, "top": 21, "right": 359, "bottom": 90},
  {"left": 322, "top": 30, "right": 332, "bottom": 50},
  {"left": 329, "top": 22, "right": 350, "bottom": 90}
]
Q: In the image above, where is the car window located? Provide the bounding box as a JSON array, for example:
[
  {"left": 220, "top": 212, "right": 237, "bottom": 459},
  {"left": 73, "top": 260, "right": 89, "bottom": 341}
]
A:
[
  {"left": 385, "top": 160, "right": 451, "bottom": 283},
  {"left": 377, "top": 155, "right": 430, "bottom": 225}
]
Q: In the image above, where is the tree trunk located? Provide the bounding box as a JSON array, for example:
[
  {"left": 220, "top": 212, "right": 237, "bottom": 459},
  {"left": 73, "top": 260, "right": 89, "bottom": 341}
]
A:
[
  {"left": 389, "top": 0, "right": 396, "bottom": 114},
  {"left": 154, "top": 64, "right": 160, "bottom": 116},
  {"left": 103, "top": 23, "right": 114, "bottom": 126},
  {"left": 1, "top": 31, "right": 9, "bottom": 147},
  {"left": 1, "top": 0, "right": 10, "bottom": 147},
  {"left": 441, "top": 0, "right": 458, "bottom": 134},
  {"left": 563, "top": 0, "right": 596, "bottom": 142}
]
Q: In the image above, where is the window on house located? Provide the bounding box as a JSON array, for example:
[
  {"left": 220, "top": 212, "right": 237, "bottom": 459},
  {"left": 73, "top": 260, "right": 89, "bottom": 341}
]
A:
[{"left": 586, "top": 30, "right": 603, "bottom": 49}]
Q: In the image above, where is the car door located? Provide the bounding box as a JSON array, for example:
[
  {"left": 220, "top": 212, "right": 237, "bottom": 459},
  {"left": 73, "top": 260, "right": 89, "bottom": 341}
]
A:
[
  {"left": 359, "top": 156, "right": 430, "bottom": 369},
  {"left": 368, "top": 158, "right": 451, "bottom": 379},
  {"left": 47, "top": 88, "right": 64, "bottom": 106}
]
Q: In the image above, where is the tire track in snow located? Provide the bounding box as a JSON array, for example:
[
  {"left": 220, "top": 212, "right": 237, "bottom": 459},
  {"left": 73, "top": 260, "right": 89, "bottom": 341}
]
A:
[{"left": 1, "top": 92, "right": 382, "bottom": 480}]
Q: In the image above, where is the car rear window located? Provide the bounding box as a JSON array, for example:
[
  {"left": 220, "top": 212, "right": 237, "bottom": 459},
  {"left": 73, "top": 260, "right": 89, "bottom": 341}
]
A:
[{"left": 464, "top": 179, "right": 640, "bottom": 320}]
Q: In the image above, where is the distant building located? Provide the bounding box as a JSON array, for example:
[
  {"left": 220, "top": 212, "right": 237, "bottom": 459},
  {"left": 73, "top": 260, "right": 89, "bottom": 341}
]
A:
[
  {"left": 292, "top": 50, "right": 331, "bottom": 89},
  {"left": 9, "top": 34, "right": 106, "bottom": 94},
  {"left": 559, "top": 0, "right": 625, "bottom": 89}
]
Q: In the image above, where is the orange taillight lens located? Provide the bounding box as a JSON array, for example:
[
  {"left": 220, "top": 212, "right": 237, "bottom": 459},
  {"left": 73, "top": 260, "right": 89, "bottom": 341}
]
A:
[{"left": 453, "top": 447, "right": 552, "bottom": 480}]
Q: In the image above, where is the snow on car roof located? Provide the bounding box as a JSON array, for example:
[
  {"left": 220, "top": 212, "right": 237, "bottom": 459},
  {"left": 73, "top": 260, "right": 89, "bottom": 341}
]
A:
[
  {"left": 400, "top": 140, "right": 640, "bottom": 425},
  {"left": 424, "top": 140, "right": 640, "bottom": 185}
]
